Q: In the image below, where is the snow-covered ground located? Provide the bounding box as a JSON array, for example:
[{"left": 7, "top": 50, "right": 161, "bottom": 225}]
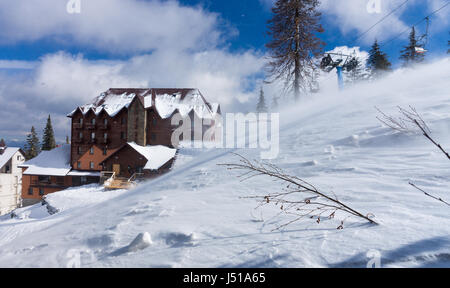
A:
[{"left": 0, "top": 58, "right": 449, "bottom": 268}]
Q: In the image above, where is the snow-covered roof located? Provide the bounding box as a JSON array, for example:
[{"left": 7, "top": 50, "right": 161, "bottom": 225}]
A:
[
  {"left": 0, "top": 147, "right": 21, "bottom": 170},
  {"left": 68, "top": 88, "right": 221, "bottom": 120},
  {"left": 127, "top": 142, "right": 177, "bottom": 171},
  {"left": 21, "top": 145, "right": 72, "bottom": 176},
  {"left": 67, "top": 170, "right": 101, "bottom": 177}
]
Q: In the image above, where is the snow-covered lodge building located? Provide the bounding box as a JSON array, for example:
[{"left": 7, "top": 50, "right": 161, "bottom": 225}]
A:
[
  {"left": 67, "top": 88, "right": 220, "bottom": 177},
  {"left": 19, "top": 145, "right": 100, "bottom": 206},
  {"left": 19, "top": 88, "right": 220, "bottom": 204},
  {"left": 0, "top": 143, "right": 25, "bottom": 215}
]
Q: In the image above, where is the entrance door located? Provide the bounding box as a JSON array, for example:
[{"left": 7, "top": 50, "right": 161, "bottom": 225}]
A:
[{"left": 113, "top": 164, "right": 121, "bottom": 176}]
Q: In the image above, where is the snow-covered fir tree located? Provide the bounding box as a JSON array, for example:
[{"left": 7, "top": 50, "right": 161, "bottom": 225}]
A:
[
  {"left": 256, "top": 87, "right": 268, "bottom": 113},
  {"left": 399, "top": 27, "right": 425, "bottom": 66},
  {"left": 24, "top": 126, "right": 40, "bottom": 160},
  {"left": 271, "top": 95, "right": 279, "bottom": 112},
  {"left": 367, "top": 40, "right": 391, "bottom": 78},
  {"left": 344, "top": 56, "right": 369, "bottom": 85}
]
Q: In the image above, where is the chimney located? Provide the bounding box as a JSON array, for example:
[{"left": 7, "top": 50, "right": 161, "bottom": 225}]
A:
[{"left": 0, "top": 139, "right": 6, "bottom": 155}]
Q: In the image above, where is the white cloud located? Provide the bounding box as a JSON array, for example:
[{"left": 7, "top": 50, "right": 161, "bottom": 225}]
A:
[
  {"left": 0, "top": 50, "right": 265, "bottom": 141},
  {"left": 426, "top": 0, "right": 450, "bottom": 27},
  {"left": 0, "top": 0, "right": 222, "bottom": 54},
  {"left": 259, "top": 0, "right": 275, "bottom": 9},
  {"left": 319, "top": 0, "right": 411, "bottom": 44},
  {"left": 0, "top": 0, "right": 267, "bottom": 141}
]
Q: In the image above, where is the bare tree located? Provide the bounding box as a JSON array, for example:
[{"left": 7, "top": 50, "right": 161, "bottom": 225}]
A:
[
  {"left": 377, "top": 106, "right": 450, "bottom": 206},
  {"left": 265, "top": 0, "right": 324, "bottom": 101},
  {"left": 220, "top": 154, "right": 377, "bottom": 231}
]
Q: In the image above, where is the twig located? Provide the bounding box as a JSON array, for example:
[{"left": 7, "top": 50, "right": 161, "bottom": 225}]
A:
[
  {"left": 219, "top": 154, "right": 378, "bottom": 230},
  {"left": 377, "top": 106, "right": 450, "bottom": 208},
  {"left": 409, "top": 182, "right": 450, "bottom": 207},
  {"left": 376, "top": 106, "right": 449, "bottom": 160}
]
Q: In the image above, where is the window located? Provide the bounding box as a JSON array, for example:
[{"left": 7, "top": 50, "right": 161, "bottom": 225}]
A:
[
  {"left": 79, "top": 132, "right": 83, "bottom": 139},
  {"left": 81, "top": 176, "right": 87, "bottom": 185},
  {"left": 17, "top": 155, "right": 21, "bottom": 161},
  {"left": 90, "top": 147, "right": 94, "bottom": 155},
  {"left": 103, "top": 148, "right": 107, "bottom": 156},
  {"left": 79, "top": 118, "right": 83, "bottom": 124},
  {"left": 91, "top": 118, "right": 96, "bottom": 125},
  {"left": 121, "top": 118, "right": 126, "bottom": 125},
  {"left": 104, "top": 118, "right": 108, "bottom": 125},
  {"left": 151, "top": 133, "right": 157, "bottom": 141},
  {"left": 77, "top": 161, "right": 81, "bottom": 169},
  {"left": 28, "top": 187, "right": 33, "bottom": 195},
  {"left": 90, "top": 162, "right": 95, "bottom": 169},
  {"left": 39, "top": 188, "right": 45, "bottom": 196},
  {"left": 152, "top": 118, "right": 157, "bottom": 126},
  {"left": 104, "top": 133, "right": 108, "bottom": 141},
  {"left": 91, "top": 132, "right": 95, "bottom": 140},
  {"left": 77, "top": 146, "right": 82, "bottom": 155},
  {"left": 121, "top": 132, "right": 126, "bottom": 140},
  {"left": 38, "top": 176, "right": 50, "bottom": 183}
]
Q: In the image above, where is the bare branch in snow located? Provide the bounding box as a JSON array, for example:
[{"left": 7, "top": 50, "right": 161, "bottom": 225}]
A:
[
  {"left": 376, "top": 106, "right": 450, "bottom": 160},
  {"left": 219, "top": 154, "right": 378, "bottom": 231},
  {"left": 377, "top": 106, "right": 449, "bottom": 207},
  {"left": 409, "top": 182, "right": 450, "bottom": 207}
]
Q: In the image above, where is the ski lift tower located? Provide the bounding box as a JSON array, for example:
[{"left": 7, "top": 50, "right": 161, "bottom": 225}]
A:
[{"left": 320, "top": 52, "right": 358, "bottom": 90}]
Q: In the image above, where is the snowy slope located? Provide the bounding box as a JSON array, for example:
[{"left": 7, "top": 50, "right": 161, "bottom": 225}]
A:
[{"left": 0, "top": 58, "right": 449, "bottom": 268}]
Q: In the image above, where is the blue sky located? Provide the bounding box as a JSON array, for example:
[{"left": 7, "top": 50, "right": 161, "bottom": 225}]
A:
[
  {"left": 0, "top": 0, "right": 449, "bottom": 142},
  {"left": 0, "top": 0, "right": 448, "bottom": 62}
]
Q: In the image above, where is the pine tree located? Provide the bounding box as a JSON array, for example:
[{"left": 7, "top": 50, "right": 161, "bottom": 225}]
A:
[
  {"left": 24, "top": 126, "right": 40, "bottom": 160},
  {"left": 344, "top": 57, "right": 369, "bottom": 84},
  {"left": 66, "top": 136, "right": 70, "bottom": 144},
  {"left": 399, "top": 27, "right": 424, "bottom": 66},
  {"left": 271, "top": 96, "right": 279, "bottom": 111},
  {"left": 42, "top": 115, "right": 56, "bottom": 151},
  {"left": 367, "top": 40, "right": 392, "bottom": 78},
  {"left": 266, "top": 0, "right": 324, "bottom": 101},
  {"left": 0, "top": 138, "right": 5, "bottom": 147},
  {"left": 256, "top": 87, "right": 268, "bottom": 113}
]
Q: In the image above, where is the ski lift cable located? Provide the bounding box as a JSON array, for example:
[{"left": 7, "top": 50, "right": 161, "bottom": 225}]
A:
[
  {"left": 380, "top": 0, "right": 450, "bottom": 48},
  {"left": 353, "top": 0, "right": 411, "bottom": 43}
]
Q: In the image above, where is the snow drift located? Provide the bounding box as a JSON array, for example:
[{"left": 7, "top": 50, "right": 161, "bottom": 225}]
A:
[{"left": 0, "top": 57, "right": 449, "bottom": 267}]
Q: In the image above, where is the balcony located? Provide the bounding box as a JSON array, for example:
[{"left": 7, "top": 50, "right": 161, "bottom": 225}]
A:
[
  {"left": 86, "top": 123, "right": 96, "bottom": 130},
  {"left": 31, "top": 179, "right": 65, "bottom": 187},
  {"left": 73, "top": 123, "right": 83, "bottom": 129}
]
